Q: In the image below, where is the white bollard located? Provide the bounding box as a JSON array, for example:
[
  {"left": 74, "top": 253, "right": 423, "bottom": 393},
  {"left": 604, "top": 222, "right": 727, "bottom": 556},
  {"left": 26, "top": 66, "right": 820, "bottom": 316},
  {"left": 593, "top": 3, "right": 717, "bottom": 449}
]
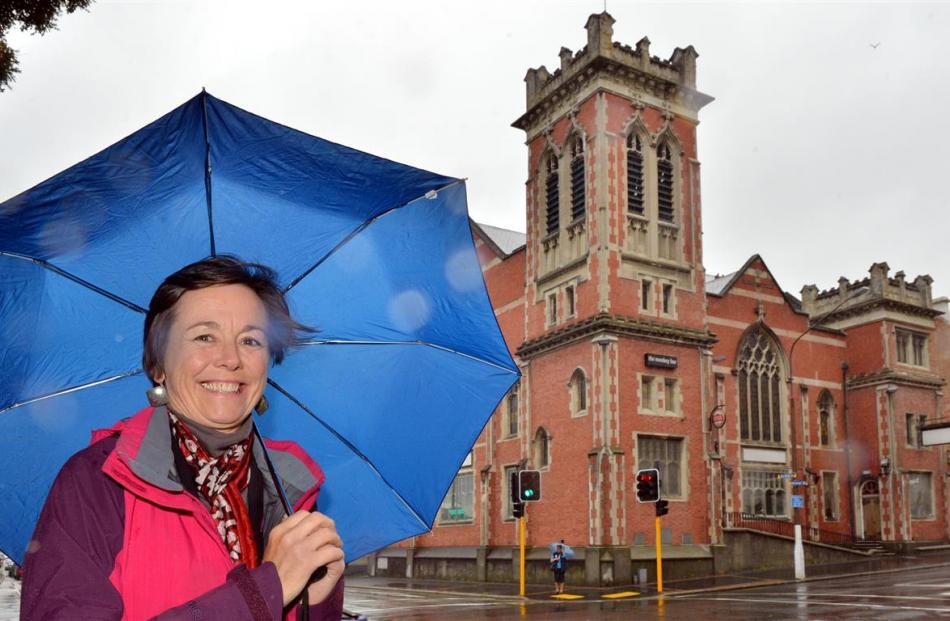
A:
[{"left": 793, "top": 524, "right": 806, "bottom": 580}]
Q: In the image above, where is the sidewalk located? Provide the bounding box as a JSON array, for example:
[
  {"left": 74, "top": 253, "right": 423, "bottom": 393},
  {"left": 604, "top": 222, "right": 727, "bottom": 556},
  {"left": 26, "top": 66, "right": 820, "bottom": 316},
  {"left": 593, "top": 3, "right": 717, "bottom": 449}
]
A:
[{"left": 345, "top": 550, "right": 950, "bottom": 601}]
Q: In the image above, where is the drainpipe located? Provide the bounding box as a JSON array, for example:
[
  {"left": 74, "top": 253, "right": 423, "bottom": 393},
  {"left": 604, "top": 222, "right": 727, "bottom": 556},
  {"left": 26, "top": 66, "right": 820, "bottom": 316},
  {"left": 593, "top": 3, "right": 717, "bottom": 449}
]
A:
[{"left": 841, "top": 361, "right": 855, "bottom": 541}]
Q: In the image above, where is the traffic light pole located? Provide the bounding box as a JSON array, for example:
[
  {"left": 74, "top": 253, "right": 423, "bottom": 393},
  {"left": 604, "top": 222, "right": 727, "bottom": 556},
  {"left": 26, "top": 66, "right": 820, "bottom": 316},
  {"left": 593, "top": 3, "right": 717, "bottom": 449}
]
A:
[
  {"left": 655, "top": 515, "right": 663, "bottom": 593},
  {"left": 519, "top": 515, "right": 526, "bottom": 596}
]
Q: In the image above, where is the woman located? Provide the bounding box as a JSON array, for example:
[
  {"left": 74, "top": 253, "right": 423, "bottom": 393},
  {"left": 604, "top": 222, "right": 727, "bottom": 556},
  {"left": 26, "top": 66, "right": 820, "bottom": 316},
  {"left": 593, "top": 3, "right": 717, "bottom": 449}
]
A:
[{"left": 21, "top": 256, "right": 345, "bottom": 620}]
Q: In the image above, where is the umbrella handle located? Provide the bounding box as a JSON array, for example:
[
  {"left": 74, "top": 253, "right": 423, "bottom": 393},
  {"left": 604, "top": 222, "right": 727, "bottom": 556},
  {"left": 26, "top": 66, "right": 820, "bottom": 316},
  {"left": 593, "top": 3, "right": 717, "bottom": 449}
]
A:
[{"left": 253, "top": 424, "right": 327, "bottom": 620}]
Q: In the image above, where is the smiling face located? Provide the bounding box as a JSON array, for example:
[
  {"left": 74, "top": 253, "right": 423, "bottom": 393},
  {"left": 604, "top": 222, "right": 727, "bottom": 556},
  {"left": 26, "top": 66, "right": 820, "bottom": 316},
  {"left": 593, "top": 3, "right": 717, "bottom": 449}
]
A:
[{"left": 156, "top": 284, "right": 270, "bottom": 433}]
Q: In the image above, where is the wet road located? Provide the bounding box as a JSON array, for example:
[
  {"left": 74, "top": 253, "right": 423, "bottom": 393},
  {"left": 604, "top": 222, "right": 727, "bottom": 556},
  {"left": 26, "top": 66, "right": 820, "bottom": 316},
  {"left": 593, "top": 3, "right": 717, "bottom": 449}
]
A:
[{"left": 344, "top": 564, "right": 950, "bottom": 620}]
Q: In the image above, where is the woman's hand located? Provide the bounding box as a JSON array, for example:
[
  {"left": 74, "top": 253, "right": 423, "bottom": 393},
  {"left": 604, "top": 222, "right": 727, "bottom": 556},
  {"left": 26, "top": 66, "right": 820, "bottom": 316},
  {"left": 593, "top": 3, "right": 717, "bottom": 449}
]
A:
[{"left": 262, "top": 510, "right": 345, "bottom": 607}]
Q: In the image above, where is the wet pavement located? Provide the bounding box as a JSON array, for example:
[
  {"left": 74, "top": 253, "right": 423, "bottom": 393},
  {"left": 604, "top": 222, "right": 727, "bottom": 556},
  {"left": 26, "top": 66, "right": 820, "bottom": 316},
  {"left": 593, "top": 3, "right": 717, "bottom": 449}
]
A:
[
  {"left": 342, "top": 552, "right": 950, "bottom": 619},
  {"left": 346, "top": 549, "right": 950, "bottom": 600},
  {"left": 0, "top": 577, "right": 19, "bottom": 620}
]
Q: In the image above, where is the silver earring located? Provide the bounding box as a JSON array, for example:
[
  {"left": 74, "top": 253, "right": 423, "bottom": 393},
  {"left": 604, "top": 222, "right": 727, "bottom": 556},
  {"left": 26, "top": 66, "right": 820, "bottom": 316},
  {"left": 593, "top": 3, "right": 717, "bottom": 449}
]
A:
[
  {"left": 146, "top": 384, "right": 167, "bottom": 407},
  {"left": 255, "top": 395, "right": 269, "bottom": 416}
]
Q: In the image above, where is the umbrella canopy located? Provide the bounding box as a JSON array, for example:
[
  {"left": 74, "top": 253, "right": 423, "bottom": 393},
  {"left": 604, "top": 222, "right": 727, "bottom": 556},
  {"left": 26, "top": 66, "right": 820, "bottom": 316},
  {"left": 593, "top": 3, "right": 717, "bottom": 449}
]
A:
[
  {"left": 0, "top": 91, "right": 519, "bottom": 564},
  {"left": 548, "top": 542, "right": 575, "bottom": 558}
]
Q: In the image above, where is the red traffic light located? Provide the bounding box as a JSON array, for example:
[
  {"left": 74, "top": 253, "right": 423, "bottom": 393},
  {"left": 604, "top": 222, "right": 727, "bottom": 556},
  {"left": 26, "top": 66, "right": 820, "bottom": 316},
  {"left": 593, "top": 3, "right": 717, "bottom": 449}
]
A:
[{"left": 636, "top": 468, "right": 660, "bottom": 503}]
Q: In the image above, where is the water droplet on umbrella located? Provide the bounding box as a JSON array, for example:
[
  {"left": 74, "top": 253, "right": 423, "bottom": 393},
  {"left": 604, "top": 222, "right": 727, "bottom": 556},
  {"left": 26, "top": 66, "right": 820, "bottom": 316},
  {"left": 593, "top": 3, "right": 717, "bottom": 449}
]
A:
[
  {"left": 388, "top": 290, "right": 431, "bottom": 332},
  {"left": 445, "top": 248, "right": 482, "bottom": 292}
]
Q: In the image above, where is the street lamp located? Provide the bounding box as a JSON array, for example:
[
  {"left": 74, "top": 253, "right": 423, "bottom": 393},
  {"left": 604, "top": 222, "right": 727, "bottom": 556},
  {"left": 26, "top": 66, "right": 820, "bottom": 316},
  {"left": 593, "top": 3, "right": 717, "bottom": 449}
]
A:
[{"left": 787, "top": 287, "right": 863, "bottom": 579}]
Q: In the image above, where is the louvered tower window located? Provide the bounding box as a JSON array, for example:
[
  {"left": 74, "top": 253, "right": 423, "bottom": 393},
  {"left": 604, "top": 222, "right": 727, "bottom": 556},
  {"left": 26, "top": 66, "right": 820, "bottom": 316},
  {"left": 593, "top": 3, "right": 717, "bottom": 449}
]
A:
[
  {"left": 657, "top": 143, "right": 674, "bottom": 222},
  {"left": 627, "top": 133, "right": 644, "bottom": 214},
  {"left": 569, "top": 137, "right": 586, "bottom": 222},
  {"left": 544, "top": 154, "right": 559, "bottom": 236}
]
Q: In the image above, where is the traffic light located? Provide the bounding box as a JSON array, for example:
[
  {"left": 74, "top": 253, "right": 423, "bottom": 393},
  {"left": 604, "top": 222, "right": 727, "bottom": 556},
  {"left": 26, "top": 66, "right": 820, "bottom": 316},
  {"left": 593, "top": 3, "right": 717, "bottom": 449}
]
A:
[
  {"left": 518, "top": 470, "right": 541, "bottom": 502},
  {"left": 636, "top": 468, "right": 660, "bottom": 503},
  {"left": 512, "top": 501, "right": 525, "bottom": 519},
  {"left": 509, "top": 470, "right": 520, "bottom": 505},
  {"left": 655, "top": 499, "right": 669, "bottom": 517}
]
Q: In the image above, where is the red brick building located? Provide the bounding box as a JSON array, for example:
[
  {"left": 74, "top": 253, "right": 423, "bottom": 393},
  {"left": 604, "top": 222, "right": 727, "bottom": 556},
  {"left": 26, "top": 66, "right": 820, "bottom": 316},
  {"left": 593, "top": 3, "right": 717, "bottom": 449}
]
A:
[{"left": 369, "top": 13, "right": 949, "bottom": 584}]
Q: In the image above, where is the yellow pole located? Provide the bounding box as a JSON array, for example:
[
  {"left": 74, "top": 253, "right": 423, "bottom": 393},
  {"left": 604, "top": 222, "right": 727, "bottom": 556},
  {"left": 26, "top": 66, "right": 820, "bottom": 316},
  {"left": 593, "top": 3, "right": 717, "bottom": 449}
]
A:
[
  {"left": 519, "top": 516, "right": 526, "bottom": 596},
  {"left": 655, "top": 515, "right": 663, "bottom": 593}
]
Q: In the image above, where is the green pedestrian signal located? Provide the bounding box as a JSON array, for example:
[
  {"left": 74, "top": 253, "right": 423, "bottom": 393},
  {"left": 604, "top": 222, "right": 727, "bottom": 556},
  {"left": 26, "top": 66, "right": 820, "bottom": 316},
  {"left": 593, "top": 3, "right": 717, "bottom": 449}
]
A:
[{"left": 518, "top": 470, "right": 541, "bottom": 502}]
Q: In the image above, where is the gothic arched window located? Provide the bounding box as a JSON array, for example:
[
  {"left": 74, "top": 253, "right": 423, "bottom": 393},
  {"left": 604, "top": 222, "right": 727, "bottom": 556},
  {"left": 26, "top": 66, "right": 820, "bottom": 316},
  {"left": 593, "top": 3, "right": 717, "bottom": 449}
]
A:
[
  {"left": 627, "top": 133, "right": 645, "bottom": 215},
  {"left": 737, "top": 326, "right": 785, "bottom": 443},
  {"left": 544, "top": 152, "right": 559, "bottom": 236},
  {"left": 534, "top": 427, "right": 550, "bottom": 468},
  {"left": 569, "top": 369, "right": 587, "bottom": 415},
  {"left": 657, "top": 142, "right": 674, "bottom": 222},
  {"left": 818, "top": 390, "right": 835, "bottom": 447},
  {"left": 569, "top": 136, "right": 586, "bottom": 223},
  {"left": 506, "top": 386, "right": 519, "bottom": 438}
]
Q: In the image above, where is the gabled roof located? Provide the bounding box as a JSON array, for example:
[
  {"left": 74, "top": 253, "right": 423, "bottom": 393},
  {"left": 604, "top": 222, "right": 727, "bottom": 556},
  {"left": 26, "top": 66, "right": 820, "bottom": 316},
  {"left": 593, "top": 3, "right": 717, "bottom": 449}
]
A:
[
  {"left": 706, "top": 254, "right": 841, "bottom": 329},
  {"left": 705, "top": 254, "right": 783, "bottom": 299},
  {"left": 471, "top": 221, "right": 526, "bottom": 257}
]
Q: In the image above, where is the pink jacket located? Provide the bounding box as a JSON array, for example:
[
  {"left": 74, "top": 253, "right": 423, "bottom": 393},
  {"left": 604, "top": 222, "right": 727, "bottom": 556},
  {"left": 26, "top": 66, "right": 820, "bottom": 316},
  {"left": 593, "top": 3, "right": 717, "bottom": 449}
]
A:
[{"left": 21, "top": 406, "right": 343, "bottom": 620}]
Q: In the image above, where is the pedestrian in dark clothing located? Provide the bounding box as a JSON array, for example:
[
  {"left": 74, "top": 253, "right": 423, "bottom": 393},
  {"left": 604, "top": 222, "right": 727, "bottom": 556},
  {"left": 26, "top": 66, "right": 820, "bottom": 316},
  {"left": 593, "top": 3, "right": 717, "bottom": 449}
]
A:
[{"left": 550, "top": 543, "right": 566, "bottom": 594}]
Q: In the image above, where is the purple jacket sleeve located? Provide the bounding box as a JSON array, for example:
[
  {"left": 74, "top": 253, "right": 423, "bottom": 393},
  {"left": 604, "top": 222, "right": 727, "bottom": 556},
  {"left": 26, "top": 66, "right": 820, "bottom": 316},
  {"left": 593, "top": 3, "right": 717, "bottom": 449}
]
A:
[
  {"left": 21, "top": 438, "right": 126, "bottom": 620},
  {"left": 22, "top": 439, "right": 344, "bottom": 621}
]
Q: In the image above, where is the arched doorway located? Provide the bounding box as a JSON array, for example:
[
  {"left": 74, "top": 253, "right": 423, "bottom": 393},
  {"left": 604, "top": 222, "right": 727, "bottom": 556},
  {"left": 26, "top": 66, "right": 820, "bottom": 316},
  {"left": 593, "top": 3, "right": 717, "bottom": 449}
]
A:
[{"left": 860, "top": 479, "right": 881, "bottom": 540}]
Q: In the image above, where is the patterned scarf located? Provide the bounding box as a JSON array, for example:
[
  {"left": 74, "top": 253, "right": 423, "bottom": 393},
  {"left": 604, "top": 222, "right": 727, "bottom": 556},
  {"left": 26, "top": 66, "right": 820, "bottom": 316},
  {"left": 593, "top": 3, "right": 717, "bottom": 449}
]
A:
[{"left": 168, "top": 411, "right": 259, "bottom": 567}]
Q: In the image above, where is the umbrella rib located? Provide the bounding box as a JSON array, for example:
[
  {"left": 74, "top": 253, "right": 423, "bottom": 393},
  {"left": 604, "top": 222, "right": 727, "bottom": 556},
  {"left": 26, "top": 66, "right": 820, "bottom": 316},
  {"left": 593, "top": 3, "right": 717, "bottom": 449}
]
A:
[
  {"left": 0, "top": 251, "right": 147, "bottom": 313},
  {"left": 299, "top": 338, "right": 519, "bottom": 375},
  {"left": 200, "top": 89, "right": 216, "bottom": 257},
  {"left": 0, "top": 370, "right": 144, "bottom": 416},
  {"left": 265, "top": 378, "right": 431, "bottom": 529},
  {"left": 282, "top": 178, "right": 467, "bottom": 294}
]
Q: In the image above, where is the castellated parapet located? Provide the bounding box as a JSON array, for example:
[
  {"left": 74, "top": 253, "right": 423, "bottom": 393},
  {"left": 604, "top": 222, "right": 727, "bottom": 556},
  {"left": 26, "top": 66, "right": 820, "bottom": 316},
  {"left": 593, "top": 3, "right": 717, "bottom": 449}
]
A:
[
  {"left": 800, "top": 262, "right": 939, "bottom": 322},
  {"left": 512, "top": 12, "right": 713, "bottom": 135}
]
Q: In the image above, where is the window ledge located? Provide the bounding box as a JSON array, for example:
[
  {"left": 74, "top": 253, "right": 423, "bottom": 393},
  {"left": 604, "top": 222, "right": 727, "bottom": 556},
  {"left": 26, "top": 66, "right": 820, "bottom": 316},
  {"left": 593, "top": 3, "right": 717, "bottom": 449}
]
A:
[
  {"left": 437, "top": 520, "right": 475, "bottom": 527},
  {"left": 638, "top": 410, "right": 682, "bottom": 418}
]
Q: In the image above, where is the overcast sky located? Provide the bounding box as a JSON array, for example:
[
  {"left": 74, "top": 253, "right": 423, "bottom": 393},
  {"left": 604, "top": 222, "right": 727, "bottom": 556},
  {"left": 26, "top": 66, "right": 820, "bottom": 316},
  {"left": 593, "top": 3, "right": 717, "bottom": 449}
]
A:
[{"left": 1, "top": 1, "right": 947, "bottom": 299}]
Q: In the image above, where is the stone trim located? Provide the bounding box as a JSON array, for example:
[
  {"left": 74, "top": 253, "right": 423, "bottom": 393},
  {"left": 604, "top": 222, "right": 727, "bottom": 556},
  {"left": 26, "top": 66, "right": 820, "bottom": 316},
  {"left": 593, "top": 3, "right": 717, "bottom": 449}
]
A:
[
  {"left": 847, "top": 369, "right": 945, "bottom": 391},
  {"left": 821, "top": 298, "right": 943, "bottom": 323},
  {"left": 516, "top": 312, "right": 716, "bottom": 359}
]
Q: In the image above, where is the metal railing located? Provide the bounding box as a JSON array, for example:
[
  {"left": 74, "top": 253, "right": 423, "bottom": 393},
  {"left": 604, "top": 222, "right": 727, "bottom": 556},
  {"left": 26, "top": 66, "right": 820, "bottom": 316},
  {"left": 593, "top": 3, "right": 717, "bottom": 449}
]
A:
[{"left": 726, "top": 512, "right": 880, "bottom": 549}]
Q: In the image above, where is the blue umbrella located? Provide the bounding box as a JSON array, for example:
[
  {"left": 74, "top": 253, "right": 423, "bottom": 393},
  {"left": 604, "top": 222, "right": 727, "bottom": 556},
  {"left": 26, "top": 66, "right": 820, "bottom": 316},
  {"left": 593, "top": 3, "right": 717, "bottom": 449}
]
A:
[
  {"left": 0, "top": 91, "right": 519, "bottom": 565},
  {"left": 548, "top": 542, "right": 575, "bottom": 558}
]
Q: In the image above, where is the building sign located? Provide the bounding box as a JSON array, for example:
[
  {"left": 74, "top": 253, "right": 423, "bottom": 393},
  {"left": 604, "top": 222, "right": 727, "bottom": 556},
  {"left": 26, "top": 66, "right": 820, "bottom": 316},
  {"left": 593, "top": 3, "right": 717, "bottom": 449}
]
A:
[
  {"left": 645, "top": 354, "right": 678, "bottom": 369},
  {"left": 741, "top": 447, "right": 787, "bottom": 464}
]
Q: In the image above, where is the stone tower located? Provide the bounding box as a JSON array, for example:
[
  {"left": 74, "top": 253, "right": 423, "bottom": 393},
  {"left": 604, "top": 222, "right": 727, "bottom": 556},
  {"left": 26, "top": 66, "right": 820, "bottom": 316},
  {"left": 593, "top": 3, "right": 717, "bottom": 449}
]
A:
[{"left": 510, "top": 13, "right": 717, "bottom": 581}]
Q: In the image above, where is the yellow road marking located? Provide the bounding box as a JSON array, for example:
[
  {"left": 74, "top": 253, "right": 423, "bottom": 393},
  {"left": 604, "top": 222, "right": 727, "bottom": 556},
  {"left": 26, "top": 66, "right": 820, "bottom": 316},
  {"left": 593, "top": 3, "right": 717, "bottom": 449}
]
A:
[
  {"left": 602, "top": 591, "right": 640, "bottom": 599},
  {"left": 551, "top": 593, "right": 585, "bottom": 600}
]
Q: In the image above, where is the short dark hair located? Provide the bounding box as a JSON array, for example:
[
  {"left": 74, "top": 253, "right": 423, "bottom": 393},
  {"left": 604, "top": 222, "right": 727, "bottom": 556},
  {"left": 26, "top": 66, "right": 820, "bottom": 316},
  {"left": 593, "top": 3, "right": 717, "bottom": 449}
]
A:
[{"left": 143, "top": 255, "right": 313, "bottom": 383}]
